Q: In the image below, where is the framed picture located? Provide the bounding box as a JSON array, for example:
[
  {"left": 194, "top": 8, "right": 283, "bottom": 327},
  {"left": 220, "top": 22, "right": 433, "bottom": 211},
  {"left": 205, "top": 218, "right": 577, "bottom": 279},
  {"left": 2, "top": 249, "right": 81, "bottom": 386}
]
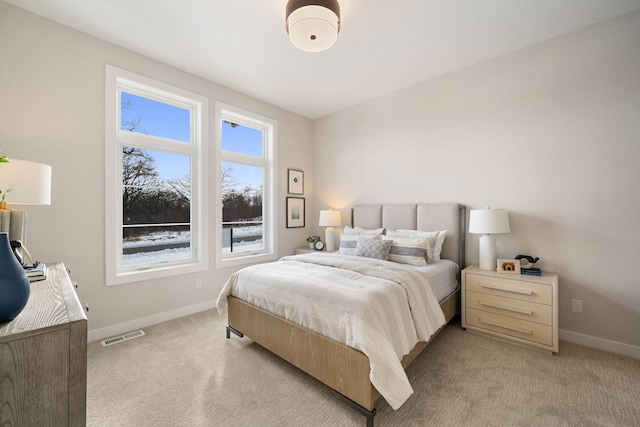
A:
[
  {"left": 288, "top": 169, "right": 304, "bottom": 195},
  {"left": 286, "top": 197, "right": 305, "bottom": 228},
  {"left": 497, "top": 259, "right": 521, "bottom": 274}
]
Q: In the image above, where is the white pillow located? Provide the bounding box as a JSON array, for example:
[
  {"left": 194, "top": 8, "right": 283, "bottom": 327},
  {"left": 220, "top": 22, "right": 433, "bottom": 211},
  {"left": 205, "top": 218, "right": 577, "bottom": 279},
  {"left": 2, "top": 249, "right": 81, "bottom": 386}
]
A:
[
  {"left": 342, "top": 225, "right": 385, "bottom": 236},
  {"left": 382, "top": 236, "right": 430, "bottom": 266},
  {"left": 388, "top": 229, "right": 448, "bottom": 261},
  {"left": 339, "top": 234, "right": 380, "bottom": 256}
]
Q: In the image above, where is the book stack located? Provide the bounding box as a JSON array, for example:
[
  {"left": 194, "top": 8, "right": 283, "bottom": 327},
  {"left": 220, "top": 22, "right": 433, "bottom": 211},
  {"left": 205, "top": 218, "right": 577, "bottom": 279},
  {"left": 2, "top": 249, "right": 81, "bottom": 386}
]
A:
[
  {"left": 521, "top": 267, "right": 542, "bottom": 276},
  {"left": 24, "top": 263, "right": 48, "bottom": 282}
]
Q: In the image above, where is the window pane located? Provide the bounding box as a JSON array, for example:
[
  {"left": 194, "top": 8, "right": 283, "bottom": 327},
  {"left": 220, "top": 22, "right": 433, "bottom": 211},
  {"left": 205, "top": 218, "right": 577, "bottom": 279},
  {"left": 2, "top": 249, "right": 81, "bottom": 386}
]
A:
[
  {"left": 122, "top": 225, "right": 191, "bottom": 266},
  {"left": 121, "top": 92, "right": 191, "bottom": 143},
  {"left": 122, "top": 146, "right": 191, "bottom": 264},
  {"left": 221, "top": 161, "right": 264, "bottom": 254},
  {"left": 221, "top": 120, "right": 263, "bottom": 156}
]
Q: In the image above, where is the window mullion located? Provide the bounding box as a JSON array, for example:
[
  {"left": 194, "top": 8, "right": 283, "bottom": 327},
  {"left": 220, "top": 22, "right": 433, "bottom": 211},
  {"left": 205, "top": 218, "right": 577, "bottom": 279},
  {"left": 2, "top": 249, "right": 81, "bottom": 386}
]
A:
[
  {"left": 221, "top": 150, "right": 267, "bottom": 166},
  {"left": 119, "top": 133, "right": 194, "bottom": 155}
]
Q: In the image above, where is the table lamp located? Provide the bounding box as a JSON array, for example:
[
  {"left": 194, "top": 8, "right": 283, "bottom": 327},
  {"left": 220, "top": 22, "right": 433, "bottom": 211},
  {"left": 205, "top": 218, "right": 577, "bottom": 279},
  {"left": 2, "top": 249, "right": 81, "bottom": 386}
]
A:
[
  {"left": 469, "top": 207, "right": 510, "bottom": 271},
  {"left": 0, "top": 158, "right": 52, "bottom": 245},
  {"left": 318, "top": 209, "right": 341, "bottom": 252}
]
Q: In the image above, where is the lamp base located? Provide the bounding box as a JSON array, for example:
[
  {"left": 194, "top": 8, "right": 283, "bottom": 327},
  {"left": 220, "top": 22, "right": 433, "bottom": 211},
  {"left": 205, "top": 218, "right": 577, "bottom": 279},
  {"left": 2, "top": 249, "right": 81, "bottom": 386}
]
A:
[
  {"left": 478, "top": 234, "right": 497, "bottom": 271},
  {"left": 325, "top": 227, "right": 336, "bottom": 252}
]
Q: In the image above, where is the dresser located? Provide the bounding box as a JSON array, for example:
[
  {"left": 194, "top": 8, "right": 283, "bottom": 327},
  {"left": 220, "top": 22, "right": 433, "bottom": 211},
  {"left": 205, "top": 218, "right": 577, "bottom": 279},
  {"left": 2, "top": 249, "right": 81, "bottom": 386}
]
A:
[
  {"left": 461, "top": 265, "right": 558, "bottom": 354},
  {"left": 0, "top": 262, "right": 87, "bottom": 426}
]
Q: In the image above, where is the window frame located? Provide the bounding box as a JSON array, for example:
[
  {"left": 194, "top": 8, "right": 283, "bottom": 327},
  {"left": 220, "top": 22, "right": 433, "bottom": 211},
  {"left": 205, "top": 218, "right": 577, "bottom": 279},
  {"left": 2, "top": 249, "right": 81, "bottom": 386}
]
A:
[
  {"left": 105, "top": 65, "right": 209, "bottom": 286},
  {"left": 215, "top": 102, "right": 277, "bottom": 268}
]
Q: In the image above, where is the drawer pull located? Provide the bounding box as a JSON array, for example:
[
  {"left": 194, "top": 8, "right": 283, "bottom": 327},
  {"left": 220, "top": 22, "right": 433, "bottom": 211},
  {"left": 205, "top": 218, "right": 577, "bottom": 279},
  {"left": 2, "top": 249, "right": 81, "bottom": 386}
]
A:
[
  {"left": 479, "top": 318, "right": 533, "bottom": 335},
  {"left": 480, "top": 282, "right": 532, "bottom": 295},
  {"left": 479, "top": 300, "right": 532, "bottom": 315}
]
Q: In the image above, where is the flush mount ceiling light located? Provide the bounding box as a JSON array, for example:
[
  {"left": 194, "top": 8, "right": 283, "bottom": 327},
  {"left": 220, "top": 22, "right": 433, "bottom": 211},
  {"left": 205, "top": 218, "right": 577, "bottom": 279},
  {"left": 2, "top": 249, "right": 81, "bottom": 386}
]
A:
[{"left": 286, "top": 0, "right": 341, "bottom": 53}]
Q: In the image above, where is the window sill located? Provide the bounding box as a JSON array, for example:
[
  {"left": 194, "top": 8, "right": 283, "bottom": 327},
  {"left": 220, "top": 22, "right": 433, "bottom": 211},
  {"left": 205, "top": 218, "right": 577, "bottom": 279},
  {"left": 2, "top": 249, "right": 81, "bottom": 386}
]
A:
[
  {"left": 216, "top": 252, "right": 277, "bottom": 269},
  {"left": 106, "top": 260, "right": 208, "bottom": 286}
]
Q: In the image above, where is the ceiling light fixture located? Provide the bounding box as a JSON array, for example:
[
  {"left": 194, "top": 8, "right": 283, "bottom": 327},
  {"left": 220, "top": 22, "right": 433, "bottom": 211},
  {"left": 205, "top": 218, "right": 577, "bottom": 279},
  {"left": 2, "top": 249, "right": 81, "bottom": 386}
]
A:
[{"left": 286, "top": 0, "right": 341, "bottom": 53}]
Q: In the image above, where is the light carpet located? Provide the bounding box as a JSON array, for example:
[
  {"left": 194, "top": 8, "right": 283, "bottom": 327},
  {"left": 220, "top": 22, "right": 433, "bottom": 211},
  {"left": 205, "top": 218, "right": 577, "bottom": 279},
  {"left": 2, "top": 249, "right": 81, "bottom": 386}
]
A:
[{"left": 87, "top": 310, "right": 640, "bottom": 426}]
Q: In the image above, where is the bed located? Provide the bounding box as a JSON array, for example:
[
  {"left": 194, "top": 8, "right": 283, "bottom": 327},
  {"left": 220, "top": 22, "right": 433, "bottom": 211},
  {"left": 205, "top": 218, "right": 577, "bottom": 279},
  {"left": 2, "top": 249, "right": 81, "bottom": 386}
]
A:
[{"left": 216, "top": 203, "right": 466, "bottom": 426}]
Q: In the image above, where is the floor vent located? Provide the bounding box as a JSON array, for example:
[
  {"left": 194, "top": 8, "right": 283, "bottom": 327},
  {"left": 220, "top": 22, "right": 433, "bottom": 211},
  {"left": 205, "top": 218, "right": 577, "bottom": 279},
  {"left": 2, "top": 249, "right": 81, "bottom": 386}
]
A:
[{"left": 101, "top": 330, "right": 146, "bottom": 347}]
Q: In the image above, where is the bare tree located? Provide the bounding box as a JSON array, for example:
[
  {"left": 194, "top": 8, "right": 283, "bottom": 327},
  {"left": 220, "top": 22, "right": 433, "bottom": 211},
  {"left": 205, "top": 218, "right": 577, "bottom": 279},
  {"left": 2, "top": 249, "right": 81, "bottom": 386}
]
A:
[
  {"left": 221, "top": 164, "right": 237, "bottom": 195},
  {"left": 166, "top": 175, "right": 191, "bottom": 202},
  {"left": 121, "top": 98, "right": 144, "bottom": 132},
  {"left": 122, "top": 147, "right": 160, "bottom": 226}
]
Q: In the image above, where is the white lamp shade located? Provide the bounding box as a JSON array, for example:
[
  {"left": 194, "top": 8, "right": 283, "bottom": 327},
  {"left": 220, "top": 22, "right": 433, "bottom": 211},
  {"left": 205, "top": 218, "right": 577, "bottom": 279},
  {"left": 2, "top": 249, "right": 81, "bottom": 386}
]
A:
[
  {"left": 318, "top": 209, "right": 341, "bottom": 227},
  {"left": 0, "top": 159, "right": 52, "bottom": 205},
  {"left": 469, "top": 208, "right": 510, "bottom": 234},
  {"left": 286, "top": 1, "right": 340, "bottom": 52}
]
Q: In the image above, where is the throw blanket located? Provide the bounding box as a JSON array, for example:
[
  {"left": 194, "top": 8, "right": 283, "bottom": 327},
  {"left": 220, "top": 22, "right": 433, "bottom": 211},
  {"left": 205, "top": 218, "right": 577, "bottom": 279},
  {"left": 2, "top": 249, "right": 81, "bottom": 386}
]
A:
[{"left": 216, "top": 253, "right": 446, "bottom": 409}]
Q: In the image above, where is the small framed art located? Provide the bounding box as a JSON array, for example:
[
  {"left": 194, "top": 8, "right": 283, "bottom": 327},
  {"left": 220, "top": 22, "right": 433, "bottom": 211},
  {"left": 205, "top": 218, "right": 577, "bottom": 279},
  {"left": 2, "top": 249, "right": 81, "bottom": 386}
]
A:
[
  {"left": 497, "top": 259, "right": 521, "bottom": 274},
  {"left": 286, "top": 197, "right": 305, "bottom": 228},
  {"left": 288, "top": 169, "right": 304, "bottom": 195}
]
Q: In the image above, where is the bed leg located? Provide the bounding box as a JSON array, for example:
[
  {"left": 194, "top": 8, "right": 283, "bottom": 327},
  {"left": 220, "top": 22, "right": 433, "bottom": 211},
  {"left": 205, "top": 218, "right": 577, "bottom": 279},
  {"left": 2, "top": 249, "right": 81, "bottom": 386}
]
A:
[
  {"left": 226, "top": 325, "right": 244, "bottom": 339},
  {"left": 332, "top": 390, "right": 376, "bottom": 427}
]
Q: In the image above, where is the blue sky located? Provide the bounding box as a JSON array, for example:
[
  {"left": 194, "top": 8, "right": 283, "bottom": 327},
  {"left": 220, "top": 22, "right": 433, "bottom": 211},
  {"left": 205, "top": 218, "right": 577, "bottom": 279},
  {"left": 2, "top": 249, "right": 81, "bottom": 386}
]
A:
[{"left": 121, "top": 92, "right": 263, "bottom": 190}]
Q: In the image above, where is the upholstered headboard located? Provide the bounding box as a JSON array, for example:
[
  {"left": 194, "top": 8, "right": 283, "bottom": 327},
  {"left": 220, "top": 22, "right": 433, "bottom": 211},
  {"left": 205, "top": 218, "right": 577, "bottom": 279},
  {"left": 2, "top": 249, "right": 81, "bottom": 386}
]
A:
[{"left": 352, "top": 203, "right": 466, "bottom": 267}]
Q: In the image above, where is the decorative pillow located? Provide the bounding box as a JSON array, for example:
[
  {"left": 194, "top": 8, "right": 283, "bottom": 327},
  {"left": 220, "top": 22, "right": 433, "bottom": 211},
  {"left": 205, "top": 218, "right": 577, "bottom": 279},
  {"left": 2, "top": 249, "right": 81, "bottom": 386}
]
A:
[
  {"left": 355, "top": 237, "right": 392, "bottom": 260},
  {"left": 433, "top": 231, "right": 447, "bottom": 260},
  {"left": 382, "top": 236, "right": 430, "bottom": 266},
  {"left": 388, "top": 229, "right": 448, "bottom": 261},
  {"left": 342, "top": 225, "right": 384, "bottom": 236},
  {"left": 342, "top": 225, "right": 385, "bottom": 236},
  {"left": 339, "top": 234, "right": 380, "bottom": 256}
]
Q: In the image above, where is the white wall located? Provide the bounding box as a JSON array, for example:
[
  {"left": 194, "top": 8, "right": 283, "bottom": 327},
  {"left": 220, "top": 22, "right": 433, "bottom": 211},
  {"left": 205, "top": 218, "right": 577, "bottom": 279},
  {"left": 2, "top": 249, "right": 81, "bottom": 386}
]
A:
[
  {"left": 314, "top": 11, "right": 640, "bottom": 354},
  {"left": 0, "top": 2, "right": 315, "bottom": 339}
]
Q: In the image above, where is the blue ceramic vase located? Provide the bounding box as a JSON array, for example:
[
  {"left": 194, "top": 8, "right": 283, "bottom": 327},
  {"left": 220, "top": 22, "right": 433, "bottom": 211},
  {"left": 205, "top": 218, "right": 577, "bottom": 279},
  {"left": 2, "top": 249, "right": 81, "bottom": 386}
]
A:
[{"left": 0, "top": 232, "right": 30, "bottom": 323}]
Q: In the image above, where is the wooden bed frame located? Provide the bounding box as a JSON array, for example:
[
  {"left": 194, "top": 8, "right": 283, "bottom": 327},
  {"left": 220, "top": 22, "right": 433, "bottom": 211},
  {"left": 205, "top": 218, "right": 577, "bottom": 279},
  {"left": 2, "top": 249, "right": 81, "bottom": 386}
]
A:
[{"left": 225, "top": 203, "right": 466, "bottom": 426}]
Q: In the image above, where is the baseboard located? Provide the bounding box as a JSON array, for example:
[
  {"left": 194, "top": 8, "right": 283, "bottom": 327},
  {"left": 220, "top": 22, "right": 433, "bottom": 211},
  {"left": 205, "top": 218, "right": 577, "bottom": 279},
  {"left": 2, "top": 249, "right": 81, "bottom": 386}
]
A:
[
  {"left": 559, "top": 329, "right": 640, "bottom": 360},
  {"left": 88, "top": 300, "right": 216, "bottom": 343}
]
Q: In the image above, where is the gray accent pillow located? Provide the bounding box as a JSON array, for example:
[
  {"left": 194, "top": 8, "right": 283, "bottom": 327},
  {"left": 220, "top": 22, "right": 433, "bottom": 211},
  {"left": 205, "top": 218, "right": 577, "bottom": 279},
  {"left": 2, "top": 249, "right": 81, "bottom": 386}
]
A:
[
  {"left": 355, "top": 237, "right": 392, "bottom": 261},
  {"left": 382, "top": 236, "right": 430, "bottom": 266}
]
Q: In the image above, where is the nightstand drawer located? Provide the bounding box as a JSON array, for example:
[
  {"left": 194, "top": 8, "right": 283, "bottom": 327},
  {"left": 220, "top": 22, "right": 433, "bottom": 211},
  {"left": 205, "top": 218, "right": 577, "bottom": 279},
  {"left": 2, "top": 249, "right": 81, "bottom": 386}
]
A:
[
  {"left": 466, "top": 273, "right": 551, "bottom": 305},
  {"left": 466, "top": 308, "right": 552, "bottom": 346},
  {"left": 466, "top": 290, "right": 552, "bottom": 325}
]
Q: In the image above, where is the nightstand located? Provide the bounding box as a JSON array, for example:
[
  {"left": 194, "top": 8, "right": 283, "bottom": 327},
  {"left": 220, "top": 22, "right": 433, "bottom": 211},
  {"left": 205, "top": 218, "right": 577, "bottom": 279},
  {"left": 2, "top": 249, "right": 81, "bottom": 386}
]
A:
[
  {"left": 296, "top": 248, "right": 338, "bottom": 254},
  {"left": 461, "top": 265, "right": 559, "bottom": 354},
  {"left": 296, "top": 247, "right": 316, "bottom": 254}
]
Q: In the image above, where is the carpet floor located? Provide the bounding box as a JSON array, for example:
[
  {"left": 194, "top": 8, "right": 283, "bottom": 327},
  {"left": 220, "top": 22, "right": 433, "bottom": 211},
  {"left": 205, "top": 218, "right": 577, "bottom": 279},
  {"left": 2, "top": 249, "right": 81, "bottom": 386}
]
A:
[{"left": 87, "top": 310, "right": 640, "bottom": 426}]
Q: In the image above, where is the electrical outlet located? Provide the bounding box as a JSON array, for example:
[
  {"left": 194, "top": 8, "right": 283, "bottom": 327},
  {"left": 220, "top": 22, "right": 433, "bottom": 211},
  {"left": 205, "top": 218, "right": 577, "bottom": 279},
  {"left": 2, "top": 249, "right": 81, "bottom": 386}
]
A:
[
  {"left": 571, "top": 299, "right": 583, "bottom": 313},
  {"left": 195, "top": 278, "right": 202, "bottom": 289}
]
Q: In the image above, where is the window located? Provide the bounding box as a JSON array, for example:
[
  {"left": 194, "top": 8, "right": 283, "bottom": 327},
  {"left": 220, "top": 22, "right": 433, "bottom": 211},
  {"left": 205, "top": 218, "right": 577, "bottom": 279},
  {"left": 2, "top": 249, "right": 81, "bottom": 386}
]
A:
[
  {"left": 106, "top": 66, "right": 208, "bottom": 285},
  {"left": 216, "top": 103, "right": 276, "bottom": 267}
]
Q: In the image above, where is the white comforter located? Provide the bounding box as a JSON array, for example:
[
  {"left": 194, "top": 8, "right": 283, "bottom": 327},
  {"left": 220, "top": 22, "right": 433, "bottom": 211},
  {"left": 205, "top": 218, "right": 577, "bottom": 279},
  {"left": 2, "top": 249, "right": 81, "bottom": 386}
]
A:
[{"left": 216, "top": 253, "right": 446, "bottom": 409}]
